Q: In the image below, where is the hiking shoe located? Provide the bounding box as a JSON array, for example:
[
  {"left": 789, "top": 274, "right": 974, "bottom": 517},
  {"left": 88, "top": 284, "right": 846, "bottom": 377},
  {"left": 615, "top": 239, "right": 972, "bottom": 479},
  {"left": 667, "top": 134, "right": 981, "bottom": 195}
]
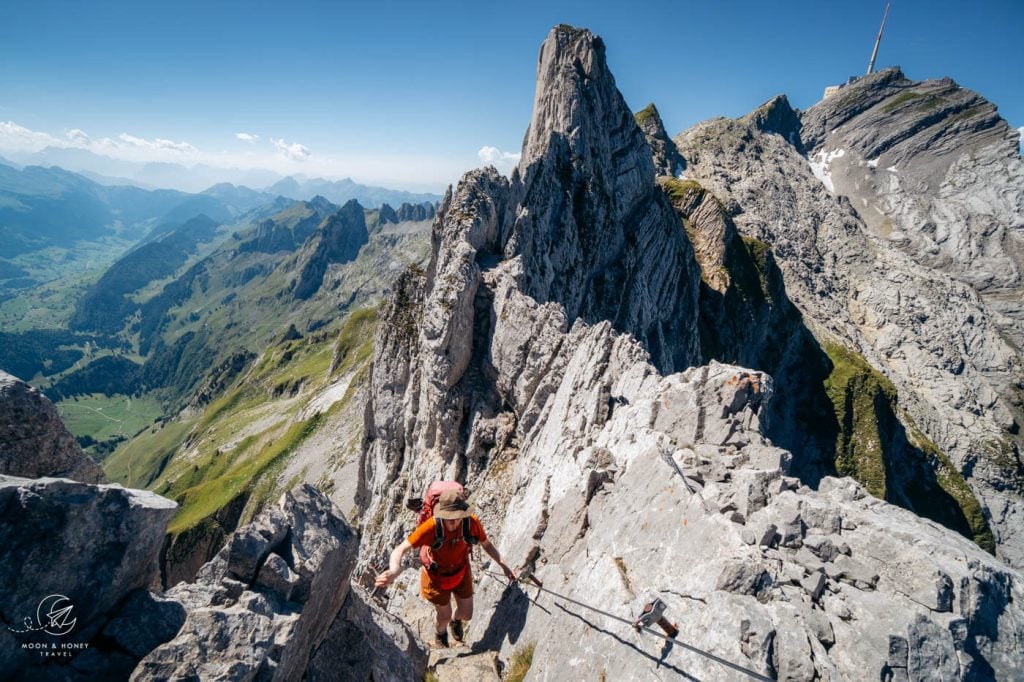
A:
[
  {"left": 449, "top": 619, "right": 465, "bottom": 643},
  {"left": 432, "top": 631, "right": 449, "bottom": 648}
]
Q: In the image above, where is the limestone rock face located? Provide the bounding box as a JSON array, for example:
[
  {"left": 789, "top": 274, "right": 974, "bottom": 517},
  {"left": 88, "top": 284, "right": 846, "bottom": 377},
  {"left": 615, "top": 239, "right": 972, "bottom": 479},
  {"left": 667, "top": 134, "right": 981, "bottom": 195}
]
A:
[
  {"left": 134, "top": 484, "right": 360, "bottom": 681},
  {"left": 0, "top": 475, "right": 177, "bottom": 676},
  {"left": 355, "top": 24, "right": 1024, "bottom": 681},
  {"left": 358, "top": 25, "right": 702, "bottom": 547},
  {"left": 376, "top": 202, "right": 436, "bottom": 227},
  {"left": 306, "top": 585, "right": 427, "bottom": 681},
  {"left": 0, "top": 370, "right": 105, "bottom": 483},
  {"left": 378, "top": 202, "right": 400, "bottom": 225},
  {"left": 802, "top": 68, "right": 1024, "bottom": 346},
  {"left": 675, "top": 80, "right": 1024, "bottom": 568},
  {"left": 396, "top": 201, "right": 437, "bottom": 223},
  {"left": 510, "top": 25, "right": 701, "bottom": 373}
]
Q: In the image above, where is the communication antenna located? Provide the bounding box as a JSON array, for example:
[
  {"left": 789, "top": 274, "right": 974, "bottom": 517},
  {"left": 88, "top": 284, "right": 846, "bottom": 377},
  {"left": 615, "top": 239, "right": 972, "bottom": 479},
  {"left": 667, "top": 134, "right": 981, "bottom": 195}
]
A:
[{"left": 866, "top": 3, "right": 891, "bottom": 75}]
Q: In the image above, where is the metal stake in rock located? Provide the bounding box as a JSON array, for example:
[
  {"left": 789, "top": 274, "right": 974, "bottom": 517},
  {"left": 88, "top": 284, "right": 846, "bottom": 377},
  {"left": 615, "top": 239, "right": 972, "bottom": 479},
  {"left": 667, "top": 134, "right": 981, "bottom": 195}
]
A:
[{"left": 633, "top": 598, "right": 679, "bottom": 639}]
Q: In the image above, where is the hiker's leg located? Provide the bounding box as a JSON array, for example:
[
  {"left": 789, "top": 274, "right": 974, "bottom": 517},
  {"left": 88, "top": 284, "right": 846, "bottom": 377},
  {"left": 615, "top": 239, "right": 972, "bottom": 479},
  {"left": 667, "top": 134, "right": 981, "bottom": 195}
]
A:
[
  {"left": 452, "top": 567, "right": 474, "bottom": 621},
  {"left": 434, "top": 601, "right": 453, "bottom": 634},
  {"left": 421, "top": 568, "right": 453, "bottom": 634},
  {"left": 453, "top": 594, "right": 473, "bottom": 621}
]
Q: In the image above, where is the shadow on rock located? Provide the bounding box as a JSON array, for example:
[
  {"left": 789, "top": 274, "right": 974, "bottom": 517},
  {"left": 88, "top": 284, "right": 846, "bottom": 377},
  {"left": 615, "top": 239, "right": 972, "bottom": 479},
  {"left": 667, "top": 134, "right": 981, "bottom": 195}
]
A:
[
  {"left": 552, "top": 603, "right": 701, "bottom": 682},
  {"left": 472, "top": 583, "right": 530, "bottom": 653}
]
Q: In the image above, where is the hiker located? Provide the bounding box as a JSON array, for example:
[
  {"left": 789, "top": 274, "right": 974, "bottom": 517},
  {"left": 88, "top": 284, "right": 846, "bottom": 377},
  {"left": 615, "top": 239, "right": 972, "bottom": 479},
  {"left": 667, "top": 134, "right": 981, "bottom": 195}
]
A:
[{"left": 374, "top": 488, "right": 517, "bottom": 647}]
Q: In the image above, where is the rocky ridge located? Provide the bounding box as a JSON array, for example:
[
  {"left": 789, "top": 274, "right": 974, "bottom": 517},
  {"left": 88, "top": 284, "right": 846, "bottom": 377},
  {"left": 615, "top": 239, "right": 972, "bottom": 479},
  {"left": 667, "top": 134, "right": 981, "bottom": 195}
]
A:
[
  {"left": 674, "top": 73, "right": 1024, "bottom": 568},
  {"left": 355, "top": 25, "right": 1024, "bottom": 680},
  {"left": 635, "top": 102, "right": 686, "bottom": 177},
  {"left": 293, "top": 199, "right": 369, "bottom": 300},
  {"left": 802, "top": 67, "right": 1024, "bottom": 348}
]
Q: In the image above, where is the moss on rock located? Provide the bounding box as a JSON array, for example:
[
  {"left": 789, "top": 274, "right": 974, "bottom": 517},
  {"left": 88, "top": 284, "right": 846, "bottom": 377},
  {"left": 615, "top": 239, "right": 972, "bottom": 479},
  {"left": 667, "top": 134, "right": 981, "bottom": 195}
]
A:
[
  {"left": 823, "top": 342, "right": 893, "bottom": 498},
  {"left": 634, "top": 103, "right": 658, "bottom": 126},
  {"left": 659, "top": 177, "right": 705, "bottom": 203},
  {"left": 822, "top": 341, "right": 995, "bottom": 552}
]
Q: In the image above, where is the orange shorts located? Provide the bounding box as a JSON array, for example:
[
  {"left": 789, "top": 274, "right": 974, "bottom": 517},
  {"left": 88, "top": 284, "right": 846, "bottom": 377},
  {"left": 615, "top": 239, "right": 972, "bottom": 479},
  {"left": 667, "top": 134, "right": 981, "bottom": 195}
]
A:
[{"left": 420, "top": 566, "right": 473, "bottom": 605}]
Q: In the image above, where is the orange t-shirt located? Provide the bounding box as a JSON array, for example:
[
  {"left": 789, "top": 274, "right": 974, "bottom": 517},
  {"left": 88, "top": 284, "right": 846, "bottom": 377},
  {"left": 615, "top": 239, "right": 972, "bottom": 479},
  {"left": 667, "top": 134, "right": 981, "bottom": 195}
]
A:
[{"left": 408, "top": 515, "right": 487, "bottom": 571}]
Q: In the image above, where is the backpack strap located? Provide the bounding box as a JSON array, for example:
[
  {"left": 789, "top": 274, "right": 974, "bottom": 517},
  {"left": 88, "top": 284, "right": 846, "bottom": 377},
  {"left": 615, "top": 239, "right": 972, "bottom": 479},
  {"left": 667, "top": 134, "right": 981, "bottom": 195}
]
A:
[
  {"left": 462, "top": 517, "right": 479, "bottom": 545},
  {"left": 431, "top": 517, "right": 445, "bottom": 551}
]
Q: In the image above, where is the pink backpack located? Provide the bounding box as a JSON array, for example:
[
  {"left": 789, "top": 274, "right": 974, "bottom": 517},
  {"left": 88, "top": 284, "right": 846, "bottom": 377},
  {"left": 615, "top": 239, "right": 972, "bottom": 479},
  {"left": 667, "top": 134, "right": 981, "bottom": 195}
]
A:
[
  {"left": 407, "top": 481, "right": 479, "bottom": 584},
  {"left": 415, "top": 481, "right": 465, "bottom": 526}
]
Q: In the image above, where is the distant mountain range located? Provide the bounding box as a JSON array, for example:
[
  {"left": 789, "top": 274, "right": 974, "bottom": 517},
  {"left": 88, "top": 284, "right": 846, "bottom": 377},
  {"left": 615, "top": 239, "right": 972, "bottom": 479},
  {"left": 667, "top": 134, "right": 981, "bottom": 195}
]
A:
[
  {"left": 0, "top": 163, "right": 272, "bottom": 261},
  {"left": 266, "top": 175, "right": 437, "bottom": 209},
  {"left": 0, "top": 158, "right": 439, "bottom": 297},
  {"left": 2, "top": 147, "right": 443, "bottom": 205}
]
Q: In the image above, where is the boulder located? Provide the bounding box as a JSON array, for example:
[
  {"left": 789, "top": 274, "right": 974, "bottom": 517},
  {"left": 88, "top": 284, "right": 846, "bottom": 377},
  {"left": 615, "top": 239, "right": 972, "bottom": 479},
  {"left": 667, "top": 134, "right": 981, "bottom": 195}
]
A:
[
  {"left": 0, "top": 475, "right": 176, "bottom": 676},
  {"left": 0, "top": 371, "right": 104, "bottom": 483},
  {"left": 134, "top": 484, "right": 359, "bottom": 681},
  {"left": 431, "top": 650, "right": 502, "bottom": 682}
]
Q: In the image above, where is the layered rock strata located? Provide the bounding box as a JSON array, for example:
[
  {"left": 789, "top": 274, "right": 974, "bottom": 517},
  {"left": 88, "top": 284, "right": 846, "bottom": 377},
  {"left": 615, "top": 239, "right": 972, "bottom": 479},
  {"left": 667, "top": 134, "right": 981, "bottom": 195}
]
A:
[{"left": 675, "top": 78, "right": 1024, "bottom": 567}]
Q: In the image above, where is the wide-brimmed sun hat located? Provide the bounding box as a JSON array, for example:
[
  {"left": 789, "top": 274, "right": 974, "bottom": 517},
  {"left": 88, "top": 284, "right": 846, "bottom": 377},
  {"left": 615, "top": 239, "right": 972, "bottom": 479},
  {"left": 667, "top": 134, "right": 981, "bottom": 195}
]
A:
[{"left": 434, "top": 489, "right": 471, "bottom": 519}]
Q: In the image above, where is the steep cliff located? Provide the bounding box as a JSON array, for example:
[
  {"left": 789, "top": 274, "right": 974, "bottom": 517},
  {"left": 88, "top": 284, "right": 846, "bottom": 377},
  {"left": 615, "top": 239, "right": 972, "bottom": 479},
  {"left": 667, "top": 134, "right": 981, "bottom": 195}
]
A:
[{"left": 293, "top": 199, "right": 370, "bottom": 300}]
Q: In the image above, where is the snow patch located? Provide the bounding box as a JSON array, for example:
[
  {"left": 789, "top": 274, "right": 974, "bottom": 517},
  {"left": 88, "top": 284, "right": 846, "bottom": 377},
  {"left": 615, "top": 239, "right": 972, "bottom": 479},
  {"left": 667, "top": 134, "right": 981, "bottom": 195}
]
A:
[
  {"left": 867, "top": 158, "right": 880, "bottom": 168},
  {"left": 809, "top": 148, "right": 846, "bottom": 193},
  {"left": 886, "top": 165, "right": 898, "bottom": 173}
]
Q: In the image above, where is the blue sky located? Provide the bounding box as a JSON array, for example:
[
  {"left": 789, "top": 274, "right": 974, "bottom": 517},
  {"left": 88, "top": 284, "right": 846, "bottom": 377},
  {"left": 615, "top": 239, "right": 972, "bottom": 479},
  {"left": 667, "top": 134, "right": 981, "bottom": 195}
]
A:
[{"left": 1, "top": 0, "right": 1021, "bottom": 191}]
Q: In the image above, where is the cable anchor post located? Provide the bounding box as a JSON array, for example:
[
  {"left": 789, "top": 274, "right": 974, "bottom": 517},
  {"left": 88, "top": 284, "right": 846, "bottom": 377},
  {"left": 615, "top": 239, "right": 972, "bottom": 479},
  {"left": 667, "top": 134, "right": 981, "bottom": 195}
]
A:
[{"left": 633, "top": 598, "right": 679, "bottom": 639}]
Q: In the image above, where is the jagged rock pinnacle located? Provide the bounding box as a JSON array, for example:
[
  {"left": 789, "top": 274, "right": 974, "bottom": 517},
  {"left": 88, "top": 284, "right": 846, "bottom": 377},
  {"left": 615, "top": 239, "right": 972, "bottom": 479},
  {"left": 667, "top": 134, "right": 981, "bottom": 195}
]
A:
[
  {"left": 507, "top": 24, "right": 701, "bottom": 372},
  {"left": 743, "top": 94, "right": 803, "bottom": 150},
  {"left": 635, "top": 102, "right": 687, "bottom": 176}
]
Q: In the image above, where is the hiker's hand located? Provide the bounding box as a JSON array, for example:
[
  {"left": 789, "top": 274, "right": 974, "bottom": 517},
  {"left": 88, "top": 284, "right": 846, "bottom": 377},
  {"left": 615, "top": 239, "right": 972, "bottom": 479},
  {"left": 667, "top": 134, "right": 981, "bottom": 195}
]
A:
[
  {"left": 375, "top": 569, "right": 399, "bottom": 588},
  {"left": 502, "top": 565, "right": 517, "bottom": 582}
]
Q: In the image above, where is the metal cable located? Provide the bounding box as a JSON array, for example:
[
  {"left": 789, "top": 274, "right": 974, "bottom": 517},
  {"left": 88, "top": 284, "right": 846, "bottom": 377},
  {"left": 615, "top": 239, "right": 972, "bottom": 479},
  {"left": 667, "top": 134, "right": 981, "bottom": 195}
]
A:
[{"left": 481, "top": 569, "right": 774, "bottom": 681}]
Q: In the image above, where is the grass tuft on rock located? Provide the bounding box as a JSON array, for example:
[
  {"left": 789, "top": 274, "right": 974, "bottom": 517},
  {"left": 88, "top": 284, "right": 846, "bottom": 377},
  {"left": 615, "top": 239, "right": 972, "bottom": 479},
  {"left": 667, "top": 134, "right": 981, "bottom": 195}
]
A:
[
  {"left": 882, "top": 90, "right": 924, "bottom": 112},
  {"left": 822, "top": 341, "right": 995, "bottom": 552},
  {"left": 659, "top": 177, "right": 704, "bottom": 203},
  {"left": 634, "top": 102, "right": 658, "bottom": 126},
  {"left": 505, "top": 642, "right": 535, "bottom": 682}
]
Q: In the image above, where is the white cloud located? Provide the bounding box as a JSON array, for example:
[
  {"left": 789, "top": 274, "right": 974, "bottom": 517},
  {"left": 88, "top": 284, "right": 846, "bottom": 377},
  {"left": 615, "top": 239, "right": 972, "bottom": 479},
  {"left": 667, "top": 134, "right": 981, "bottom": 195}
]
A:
[
  {"left": 0, "top": 120, "right": 204, "bottom": 164},
  {"left": 0, "top": 119, "right": 467, "bottom": 192},
  {"left": 66, "top": 128, "right": 90, "bottom": 145},
  {"left": 236, "top": 132, "right": 258, "bottom": 143},
  {"left": 478, "top": 145, "right": 520, "bottom": 165},
  {"left": 272, "top": 138, "right": 311, "bottom": 161},
  {"left": 115, "top": 133, "right": 199, "bottom": 155},
  {"left": 477, "top": 145, "right": 520, "bottom": 176},
  {"left": 0, "top": 121, "right": 63, "bottom": 153}
]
